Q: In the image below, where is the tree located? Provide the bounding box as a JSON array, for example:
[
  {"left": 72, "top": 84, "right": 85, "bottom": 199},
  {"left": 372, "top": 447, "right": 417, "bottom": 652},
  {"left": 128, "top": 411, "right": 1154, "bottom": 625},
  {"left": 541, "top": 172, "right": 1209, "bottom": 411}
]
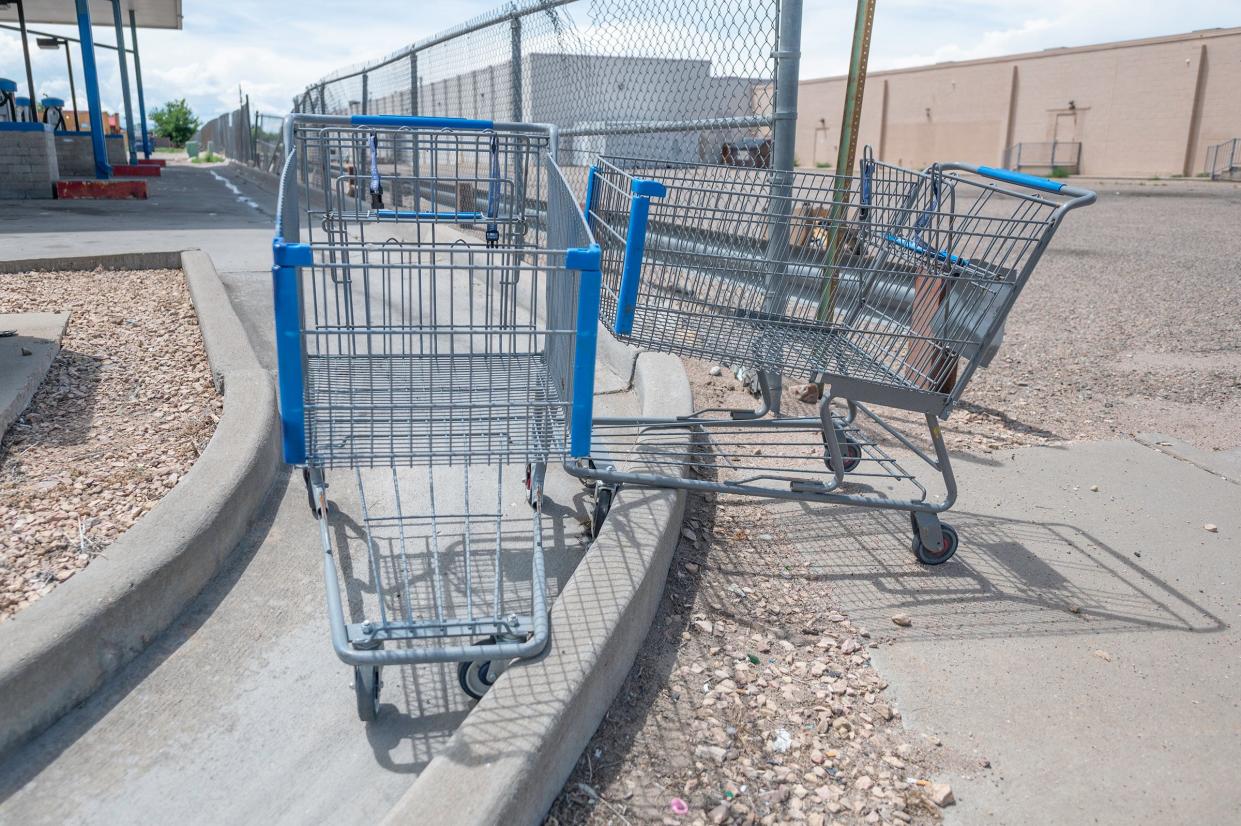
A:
[{"left": 150, "top": 99, "right": 201, "bottom": 147}]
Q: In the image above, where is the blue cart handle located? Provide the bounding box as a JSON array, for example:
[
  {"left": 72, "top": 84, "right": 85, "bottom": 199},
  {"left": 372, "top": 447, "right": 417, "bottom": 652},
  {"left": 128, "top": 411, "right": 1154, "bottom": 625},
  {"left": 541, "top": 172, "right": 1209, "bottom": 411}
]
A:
[
  {"left": 974, "top": 166, "right": 1065, "bottom": 193},
  {"left": 350, "top": 114, "right": 494, "bottom": 131},
  {"left": 938, "top": 162, "right": 1097, "bottom": 207}
]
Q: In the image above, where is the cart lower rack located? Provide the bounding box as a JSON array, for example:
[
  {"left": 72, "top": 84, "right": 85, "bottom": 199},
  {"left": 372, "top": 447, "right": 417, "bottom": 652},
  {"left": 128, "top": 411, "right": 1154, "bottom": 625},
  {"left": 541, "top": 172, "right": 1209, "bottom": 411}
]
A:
[
  {"left": 273, "top": 113, "right": 600, "bottom": 718},
  {"left": 575, "top": 152, "right": 1095, "bottom": 561}
]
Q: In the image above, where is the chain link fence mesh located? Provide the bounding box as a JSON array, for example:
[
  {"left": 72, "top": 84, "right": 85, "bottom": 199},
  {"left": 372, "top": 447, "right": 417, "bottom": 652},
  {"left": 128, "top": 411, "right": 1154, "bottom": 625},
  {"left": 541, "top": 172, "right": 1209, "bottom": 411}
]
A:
[{"left": 202, "top": 0, "right": 793, "bottom": 195}]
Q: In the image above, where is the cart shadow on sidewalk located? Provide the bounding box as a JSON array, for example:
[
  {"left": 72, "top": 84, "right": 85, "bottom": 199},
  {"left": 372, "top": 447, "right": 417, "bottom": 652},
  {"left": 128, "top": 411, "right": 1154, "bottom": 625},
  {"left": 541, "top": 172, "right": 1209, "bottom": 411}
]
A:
[{"left": 746, "top": 503, "right": 1225, "bottom": 641}]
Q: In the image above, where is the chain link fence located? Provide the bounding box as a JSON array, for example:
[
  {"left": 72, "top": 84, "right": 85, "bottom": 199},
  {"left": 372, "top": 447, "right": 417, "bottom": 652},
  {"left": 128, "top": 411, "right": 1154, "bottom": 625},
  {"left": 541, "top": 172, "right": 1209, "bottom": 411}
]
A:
[{"left": 202, "top": 0, "right": 801, "bottom": 195}]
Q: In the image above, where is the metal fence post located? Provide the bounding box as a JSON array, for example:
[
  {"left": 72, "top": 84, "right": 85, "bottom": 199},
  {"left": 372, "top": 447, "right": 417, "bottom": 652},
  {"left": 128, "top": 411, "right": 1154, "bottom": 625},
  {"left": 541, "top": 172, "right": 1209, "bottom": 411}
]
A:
[
  {"left": 510, "top": 14, "right": 523, "bottom": 121},
  {"left": 764, "top": 0, "right": 803, "bottom": 317},
  {"left": 409, "top": 51, "right": 419, "bottom": 115},
  {"left": 319, "top": 83, "right": 326, "bottom": 115},
  {"left": 361, "top": 71, "right": 368, "bottom": 115}
]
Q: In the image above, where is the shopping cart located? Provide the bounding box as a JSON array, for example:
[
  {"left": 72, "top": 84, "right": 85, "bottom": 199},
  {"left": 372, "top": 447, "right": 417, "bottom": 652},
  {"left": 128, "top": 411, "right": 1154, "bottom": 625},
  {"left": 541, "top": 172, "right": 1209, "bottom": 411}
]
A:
[
  {"left": 272, "top": 113, "right": 601, "bottom": 719},
  {"left": 573, "top": 151, "right": 1095, "bottom": 562}
]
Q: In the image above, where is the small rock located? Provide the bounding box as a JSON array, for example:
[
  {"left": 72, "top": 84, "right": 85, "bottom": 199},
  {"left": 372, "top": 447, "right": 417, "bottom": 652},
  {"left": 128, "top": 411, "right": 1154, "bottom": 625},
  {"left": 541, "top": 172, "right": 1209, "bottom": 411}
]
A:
[
  {"left": 1089, "top": 484, "right": 1099, "bottom": 492},
  {"left": 681, "top": 527, "right": 698, "bottom": 542},
  {"left": 928, "top": 783, "right": 955, "bottom": 807},
  {"left": 694, "top": 620, "right": 715, "bottom": 635},
  {"left": 709, "top": 365, "right": 723, "bottom": 377},
  {"left": 769, "top": 728, "right": 793, "bottom": 753},
  {"left": 1204, "top": 523, "right": 1218, "bottom": 533},
  {"left": 695, "top": 744, "right": 729, "bottom": 763},
  {"left": 840, "top": 639, "right": 860, "bottom": 654},
  {"left": 1093, "top": 649, "right": 1113, "bottom": 663},
  {"left": 20, "top": 346, "right": 33, "bottom": 357},
  {"left": 855, "top": 775, "right": 874, "bottom": 791},
  {"left": 1068, "top": 605, "right": 1081, "bottom": 614},
  {"left": 792, "top": 383, "right": 821, "bottom": 404},
  {"left": 685, "top": 562, "right": 700, "bottom": 574},
  {"left": 891, "top": 614, "right": 912, "bottom": 627},
  {"left": 708, "top": 802, "right": 731, "bottom": 824}
]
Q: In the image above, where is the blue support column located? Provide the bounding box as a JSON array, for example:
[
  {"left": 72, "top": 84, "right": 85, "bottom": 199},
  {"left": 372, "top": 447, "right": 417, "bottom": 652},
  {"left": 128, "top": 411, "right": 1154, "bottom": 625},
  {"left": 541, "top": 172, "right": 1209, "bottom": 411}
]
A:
[
  {"left": 74, "top": 0, "right": 111, "bottom": 179},
  {"left": 129, "top": 10, "right": 151, "bottom": 158},
  {"left": 111, "top": 0, "right": 137, "bottom": 164}
]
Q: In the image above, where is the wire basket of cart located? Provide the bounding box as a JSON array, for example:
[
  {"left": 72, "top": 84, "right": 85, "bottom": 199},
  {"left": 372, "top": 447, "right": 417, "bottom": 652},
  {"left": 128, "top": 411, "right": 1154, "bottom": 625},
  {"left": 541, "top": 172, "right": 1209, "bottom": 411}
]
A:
[
  {"left": 272, "top": 113, "right": 602, "bottom": 718},
  {"left": 573, "top": 150, "right": 1094, "bottom": 563}
]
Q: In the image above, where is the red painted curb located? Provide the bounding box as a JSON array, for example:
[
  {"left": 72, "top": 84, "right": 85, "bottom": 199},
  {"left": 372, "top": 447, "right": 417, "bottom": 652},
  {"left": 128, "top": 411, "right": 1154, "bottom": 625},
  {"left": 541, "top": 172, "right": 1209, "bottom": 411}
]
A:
[
  {"left": 136, "top": 158, "right": 167, "bottom": 167},
  {"left": 112, "top": 164, "right": 161, "bottom": 177},
  {"left": 55, "top": 180, "right": 149, "bottom": 200}
]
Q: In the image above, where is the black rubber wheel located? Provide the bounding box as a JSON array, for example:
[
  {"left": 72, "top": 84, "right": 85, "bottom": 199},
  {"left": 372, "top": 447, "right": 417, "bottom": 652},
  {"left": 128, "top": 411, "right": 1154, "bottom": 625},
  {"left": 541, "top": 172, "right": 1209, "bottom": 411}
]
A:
[
  {"left": 590, "top": 486, "right": 615, "bottom": 540},
  {"left": 302, "top": 467, "right": 320, "bottom": 517},
  {"left": 354, "top": 665, "right": 381, "bottom": 721},
  {"left": 821, "top": 430, "right": 862, "bottom": 474},
  {"left": 457, "top": 637, "right": 499, "bottom": 700},
  {"left": 912, "top": 521, "right": 959, "bottom": 566}
]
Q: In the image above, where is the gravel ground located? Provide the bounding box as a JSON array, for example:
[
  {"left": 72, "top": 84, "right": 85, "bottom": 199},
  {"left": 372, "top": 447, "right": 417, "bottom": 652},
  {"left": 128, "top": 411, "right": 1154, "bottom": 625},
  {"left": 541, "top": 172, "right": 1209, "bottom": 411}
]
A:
[
  {"left": 547, "top": 179, "right": 1241, "bottom": 823},
  {"left": 0, "top": 269, "right": 221, "bottom": 619}
]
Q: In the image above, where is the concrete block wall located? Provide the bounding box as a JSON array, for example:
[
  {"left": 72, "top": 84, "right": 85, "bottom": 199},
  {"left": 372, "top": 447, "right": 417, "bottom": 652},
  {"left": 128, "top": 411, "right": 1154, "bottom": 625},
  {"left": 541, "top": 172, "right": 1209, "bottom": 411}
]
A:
[
  {"left": 796, "top": 26, "right": 1241, "bottom": 177},
  {"left": 0, "top": 125, "right": 59, "bottom": 200},
  {"left": 54, "top": 133, "right": 128, "bottom": 178}
]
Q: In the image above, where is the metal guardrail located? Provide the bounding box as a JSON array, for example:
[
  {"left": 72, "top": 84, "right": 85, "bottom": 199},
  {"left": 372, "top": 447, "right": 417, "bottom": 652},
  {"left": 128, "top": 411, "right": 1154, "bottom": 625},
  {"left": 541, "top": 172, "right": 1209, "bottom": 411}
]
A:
[
  {"left": 1205, "top": 138, "right": 1240, "bottom": 181},
  {"left": 1004, "top": 141, "right": 1081, "bottom": 176}
]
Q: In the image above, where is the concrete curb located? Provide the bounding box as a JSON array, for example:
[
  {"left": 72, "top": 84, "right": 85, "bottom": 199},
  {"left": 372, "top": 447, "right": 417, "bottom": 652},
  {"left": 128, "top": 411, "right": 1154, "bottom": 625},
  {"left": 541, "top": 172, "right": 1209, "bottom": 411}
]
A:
[
  {"left": 380, "top": 351, "right": 690, "bottom": 826},
  {"left": 0, "top": 250, "right": 280, "bottom": 755},
  {"left": 0, "top": 250, "right": 183, "bottom": 274}
]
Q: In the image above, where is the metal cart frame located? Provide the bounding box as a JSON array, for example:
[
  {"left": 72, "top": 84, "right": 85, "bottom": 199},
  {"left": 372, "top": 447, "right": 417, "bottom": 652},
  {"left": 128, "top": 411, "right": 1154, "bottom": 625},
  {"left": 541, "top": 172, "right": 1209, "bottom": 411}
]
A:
[
  {"left": 273, "top": 113, "right": 601, "bottom": 719},
  {"left": 571, "top": 153, "right": 1095, "bottom": 562}
]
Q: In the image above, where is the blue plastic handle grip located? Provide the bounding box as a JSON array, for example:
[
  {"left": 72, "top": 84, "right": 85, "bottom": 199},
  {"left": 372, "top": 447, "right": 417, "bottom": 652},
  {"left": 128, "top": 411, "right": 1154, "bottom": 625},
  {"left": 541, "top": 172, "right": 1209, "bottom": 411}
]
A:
[
  {"left": 349, "top": 114, "right": 494, "bottom": 130},
  {"left": 976, "top": 166, "right": 1065, "bottom": 194}
]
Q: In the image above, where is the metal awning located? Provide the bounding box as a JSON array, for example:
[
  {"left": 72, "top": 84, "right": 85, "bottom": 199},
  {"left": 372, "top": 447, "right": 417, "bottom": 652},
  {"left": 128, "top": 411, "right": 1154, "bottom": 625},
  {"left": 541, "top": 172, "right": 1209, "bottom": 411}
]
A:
[{"left": 0, "top": 0, "right": 182, "bottom": 29}]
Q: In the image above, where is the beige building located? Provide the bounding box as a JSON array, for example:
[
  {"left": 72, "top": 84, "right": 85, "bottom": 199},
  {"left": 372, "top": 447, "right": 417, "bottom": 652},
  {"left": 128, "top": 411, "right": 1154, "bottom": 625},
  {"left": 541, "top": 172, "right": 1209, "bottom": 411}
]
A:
[{"left": 796, "top": 26, "right": 1241, "bottom": 178}]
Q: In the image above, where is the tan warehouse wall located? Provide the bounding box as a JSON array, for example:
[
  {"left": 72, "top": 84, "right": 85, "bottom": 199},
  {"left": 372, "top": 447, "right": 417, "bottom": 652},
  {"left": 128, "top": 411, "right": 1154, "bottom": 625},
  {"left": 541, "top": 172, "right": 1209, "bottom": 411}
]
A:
[{"left": 796, "top": 27, "right": 1241, "bottom": 177}]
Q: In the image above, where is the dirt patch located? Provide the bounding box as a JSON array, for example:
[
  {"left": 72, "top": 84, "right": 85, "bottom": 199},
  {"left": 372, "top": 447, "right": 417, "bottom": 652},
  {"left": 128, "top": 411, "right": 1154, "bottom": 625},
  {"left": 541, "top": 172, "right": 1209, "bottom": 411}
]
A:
[
  {"left": 0, "top": 268, "right": 222, "bottom": 619},
  {"left": 547, "top": 492, "right": 954, "bottom": 826}
]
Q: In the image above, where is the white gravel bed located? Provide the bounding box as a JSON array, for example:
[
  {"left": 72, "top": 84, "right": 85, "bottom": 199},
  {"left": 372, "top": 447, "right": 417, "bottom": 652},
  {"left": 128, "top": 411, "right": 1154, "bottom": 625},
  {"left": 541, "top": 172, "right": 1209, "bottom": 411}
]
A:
[{"left": 0, "top": 268, "right": 221, "bottom": 619}]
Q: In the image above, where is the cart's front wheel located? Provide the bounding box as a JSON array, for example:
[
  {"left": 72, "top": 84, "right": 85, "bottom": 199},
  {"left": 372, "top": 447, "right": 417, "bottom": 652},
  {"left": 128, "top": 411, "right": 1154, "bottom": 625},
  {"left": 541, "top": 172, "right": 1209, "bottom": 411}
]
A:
[
  {"left": 912, "top": 521, "right": 959, "bottom": 566},
  {"left": 302, "top": 467, "right": 321, "bottom": 517},
  {"left": 821, "top": 430, "right": 862, "bottom": 474},
  {"left": 458, "top": 637, "right": 499, "bottom": 700},
  {"left": 353, "top": 665, "right": 381, "bottom": 721},
  {"left": 590, "top": 486, "right": 615, "bottom": 540}
]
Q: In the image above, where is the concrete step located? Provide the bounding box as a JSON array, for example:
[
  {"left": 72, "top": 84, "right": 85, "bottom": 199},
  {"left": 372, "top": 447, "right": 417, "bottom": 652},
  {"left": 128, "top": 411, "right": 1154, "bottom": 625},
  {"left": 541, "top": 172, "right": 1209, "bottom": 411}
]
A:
[
  {"left": 55, "top": 179, "right": 148, "bottom": 199},
  {"left": 112, "top": 164, "right": 161, "bottom": 177},
  {"left": 137, "top": 158, "right": 167, "bottom": 167}
]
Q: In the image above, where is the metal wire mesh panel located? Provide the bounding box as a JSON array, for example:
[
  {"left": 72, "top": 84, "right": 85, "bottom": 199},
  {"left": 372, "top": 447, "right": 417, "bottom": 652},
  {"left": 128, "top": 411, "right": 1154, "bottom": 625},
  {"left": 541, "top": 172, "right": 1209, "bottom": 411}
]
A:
[
  {"left": 589, "top": 155, "right": 1094, "bottom": 416},
  {"left": 291, "top": 0, "right": 785, "bottom": 196},
  {"left": 284, "top": 122, "right": 592, "bottom": 469}
]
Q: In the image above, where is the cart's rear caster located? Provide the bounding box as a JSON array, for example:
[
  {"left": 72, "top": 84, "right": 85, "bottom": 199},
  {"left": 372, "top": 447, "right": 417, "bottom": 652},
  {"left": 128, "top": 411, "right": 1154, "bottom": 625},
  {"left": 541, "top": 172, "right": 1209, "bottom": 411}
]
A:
[
  {"left": 302, "top": 467, "right": 322, "bottom": 518},
  {"left": 354, "top": 664, "right": 381, "bottom": 721},
  {"left": 458, "top": 637, "right": 499, "bottom": 700},
  {"left": 821, "top": 429, "right": 863, "bottom": 474},
  {"left": 590, "top": 486, "right": 615, "bottom": 540},
  {"left": 524, "top": 463, "right": 545, "bottom": 510},
  {"left": 911, "top": 515, "right": 958, "bottom": 566}
]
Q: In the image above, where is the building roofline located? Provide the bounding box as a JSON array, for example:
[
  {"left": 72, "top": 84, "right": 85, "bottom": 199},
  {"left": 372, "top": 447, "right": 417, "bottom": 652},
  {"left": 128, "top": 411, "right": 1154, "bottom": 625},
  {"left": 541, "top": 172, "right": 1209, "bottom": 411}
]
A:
[{"left": 801, "top": 26, "right": 1241, "bottom": 86}]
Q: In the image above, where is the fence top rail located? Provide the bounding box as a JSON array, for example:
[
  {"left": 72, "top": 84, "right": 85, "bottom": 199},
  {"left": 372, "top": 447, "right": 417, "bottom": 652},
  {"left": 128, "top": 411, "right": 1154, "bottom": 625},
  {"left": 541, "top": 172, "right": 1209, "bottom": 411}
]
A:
[{"left": 306, "top": 0, "right": 579, "bottom": 90}]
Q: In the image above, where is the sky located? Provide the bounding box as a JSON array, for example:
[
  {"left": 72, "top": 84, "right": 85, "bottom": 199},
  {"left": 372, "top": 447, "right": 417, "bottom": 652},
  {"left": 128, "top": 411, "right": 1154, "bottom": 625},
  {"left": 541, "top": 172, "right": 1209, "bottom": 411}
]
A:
[{"left": 0, "top": 0, "right": 1236, "bottom": 126}]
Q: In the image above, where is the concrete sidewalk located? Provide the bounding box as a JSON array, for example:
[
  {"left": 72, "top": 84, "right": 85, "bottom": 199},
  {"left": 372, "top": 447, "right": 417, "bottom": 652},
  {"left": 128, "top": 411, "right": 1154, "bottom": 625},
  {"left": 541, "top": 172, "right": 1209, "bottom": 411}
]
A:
[
  {"left": 764, "top": 439, "right": 1239, "bottom": 824},
  {"left": 0, "top": 165, "right": 644, "bottom": 824}
]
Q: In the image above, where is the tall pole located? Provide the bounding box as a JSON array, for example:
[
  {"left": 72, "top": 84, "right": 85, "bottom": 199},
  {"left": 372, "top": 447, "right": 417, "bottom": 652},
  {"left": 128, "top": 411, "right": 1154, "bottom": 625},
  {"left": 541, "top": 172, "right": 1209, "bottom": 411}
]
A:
[
  {"left": 128, "top": 10, "right": 151, "bottom": 158},
  {"left": 64, "top": 42, "right": 79, "bottom": 128},
  {"left": 74, "top": 0, "right": 110, "bottom": 178},
  {"left": 817, "top": 0, "right": 877, "bottom": 321},
  {"left": 15, "top": 0, "right": 38, "bottom": 121},
  {"left": 111, "top": 0, "right": 137, "bottom": 164}
]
